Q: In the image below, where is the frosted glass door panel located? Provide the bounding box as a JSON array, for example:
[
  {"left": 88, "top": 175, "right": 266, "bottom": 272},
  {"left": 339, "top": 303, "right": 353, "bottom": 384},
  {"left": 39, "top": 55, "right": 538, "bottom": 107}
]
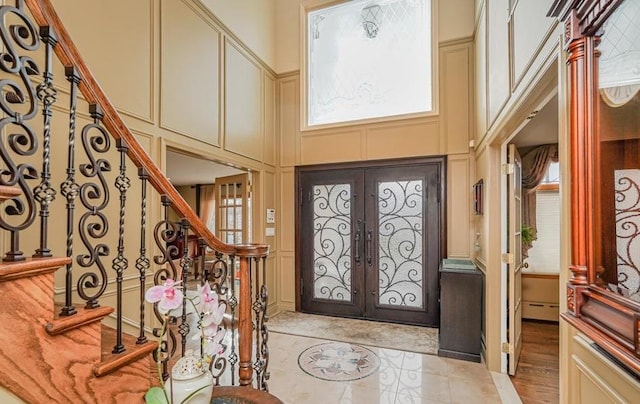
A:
[
  {"left": 313, "top": 184, "right": 352, "bottom": 301},
  {"left": 377, "top": 180, "right": 423, "bottom": 308}
]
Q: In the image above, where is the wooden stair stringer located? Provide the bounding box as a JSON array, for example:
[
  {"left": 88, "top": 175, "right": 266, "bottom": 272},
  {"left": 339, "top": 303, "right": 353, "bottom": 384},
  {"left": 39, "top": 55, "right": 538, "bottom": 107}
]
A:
[{"left": 0, "top": 258, "right": 157, "bottom": 403}]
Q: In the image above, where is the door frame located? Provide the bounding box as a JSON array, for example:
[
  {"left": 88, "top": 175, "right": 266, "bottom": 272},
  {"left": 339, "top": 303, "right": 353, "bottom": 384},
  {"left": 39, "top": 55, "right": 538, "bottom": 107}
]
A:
[{"left": 294, "top": 156, "right": 447, "bottom": 313}]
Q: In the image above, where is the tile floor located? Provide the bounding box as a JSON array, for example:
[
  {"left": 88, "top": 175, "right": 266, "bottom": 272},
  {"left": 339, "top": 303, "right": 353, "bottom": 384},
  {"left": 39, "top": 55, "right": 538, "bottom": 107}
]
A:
[{"left": 266, "top": 331, "right": 508, "bottom": 404}]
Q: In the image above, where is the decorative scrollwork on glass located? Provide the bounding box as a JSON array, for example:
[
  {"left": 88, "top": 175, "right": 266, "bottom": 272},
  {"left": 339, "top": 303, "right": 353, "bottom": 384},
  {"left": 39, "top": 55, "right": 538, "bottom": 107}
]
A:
[
  {"left": 312, "top": 184, "right": 352, "bottom": 301},
  {"left": 0, "top": 1, "right": 41, "bottom": 261},
  {"left": 614, "top": 169, "right": 640, "bottom": 302},
  {"left": 377, "top": 180, "right": 423, "bottom": 308},
  {"left": 76, "top": 105, "right": 111, "bottom": 309}
]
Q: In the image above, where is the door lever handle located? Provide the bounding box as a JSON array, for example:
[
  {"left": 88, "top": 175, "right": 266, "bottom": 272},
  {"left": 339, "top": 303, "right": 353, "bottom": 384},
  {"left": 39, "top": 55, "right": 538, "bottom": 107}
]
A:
[
  {"left": 366, "top": 230, "right": 372, "bottom": 266},
  {"left": 354, "top": 227, "right": 361, "bottom": 264}
]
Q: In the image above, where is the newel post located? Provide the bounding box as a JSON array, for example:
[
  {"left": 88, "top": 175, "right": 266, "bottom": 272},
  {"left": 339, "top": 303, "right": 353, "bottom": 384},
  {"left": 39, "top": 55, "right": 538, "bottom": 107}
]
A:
[{"left": 235, "top": 243, "right": 269, "bottom": 387}]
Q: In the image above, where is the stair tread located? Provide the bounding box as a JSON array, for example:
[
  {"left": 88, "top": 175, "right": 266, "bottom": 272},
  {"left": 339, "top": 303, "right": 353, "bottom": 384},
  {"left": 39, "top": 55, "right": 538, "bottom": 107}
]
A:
[
  {"left": 95, "top": 325, "right": 158, "bottom": 377},
  {"left": 47, "top": 304, "right": 114, "bottom": 335},
  {"left": 0, "top": 257, "right": 70, "bottom": 282}
]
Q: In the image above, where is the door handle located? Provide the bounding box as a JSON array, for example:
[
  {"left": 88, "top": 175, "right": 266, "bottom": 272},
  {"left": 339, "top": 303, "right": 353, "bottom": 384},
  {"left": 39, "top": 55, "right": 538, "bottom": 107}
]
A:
[
  {"left": 354, "top": 223, "right": 361, "bottom": 264},
  {"left": 366, "top": 230, "right": 372, "bottom": 267}
]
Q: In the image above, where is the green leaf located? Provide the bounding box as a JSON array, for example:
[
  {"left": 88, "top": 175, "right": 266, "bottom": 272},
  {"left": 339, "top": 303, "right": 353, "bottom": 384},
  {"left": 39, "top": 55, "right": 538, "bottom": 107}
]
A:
[{"left": 145, "top": 387, "right": 169, "bottom": 404}]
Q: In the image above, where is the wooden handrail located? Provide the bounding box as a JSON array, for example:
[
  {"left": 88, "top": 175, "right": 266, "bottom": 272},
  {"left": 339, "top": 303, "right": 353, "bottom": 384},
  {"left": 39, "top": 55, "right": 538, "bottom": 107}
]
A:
[{"left": 23, "top": 0, "right": 267, "bottom": 258}]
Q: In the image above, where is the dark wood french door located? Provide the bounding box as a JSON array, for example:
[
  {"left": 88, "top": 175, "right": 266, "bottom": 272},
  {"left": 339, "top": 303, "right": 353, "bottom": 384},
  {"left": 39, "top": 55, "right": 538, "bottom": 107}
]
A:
[{"left": 296, "top": 158, "right": 445, "bottom": 327}]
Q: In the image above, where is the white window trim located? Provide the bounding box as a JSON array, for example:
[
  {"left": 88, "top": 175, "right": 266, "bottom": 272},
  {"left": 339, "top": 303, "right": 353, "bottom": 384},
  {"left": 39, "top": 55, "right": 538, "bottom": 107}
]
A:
[{"left": 299, "top": 0, "right": 440, "bottom": 132}]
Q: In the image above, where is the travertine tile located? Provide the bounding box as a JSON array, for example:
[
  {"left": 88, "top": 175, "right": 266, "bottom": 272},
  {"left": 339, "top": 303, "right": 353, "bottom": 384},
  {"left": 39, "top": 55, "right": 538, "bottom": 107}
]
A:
[
  {"left": 340, "top": 384, "right": 397, "bottom": 404},
  {"left": 402, "top": 351, "right": 449, "bottom": 376},
  {"left": 396, "top": 370, "right": 452, "bottom": 402}
]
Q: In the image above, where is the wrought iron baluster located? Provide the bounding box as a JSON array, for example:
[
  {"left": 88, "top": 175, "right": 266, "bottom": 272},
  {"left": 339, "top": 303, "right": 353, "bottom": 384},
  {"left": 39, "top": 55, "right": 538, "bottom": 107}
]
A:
[
  {"left": 207, "top": 251, "right": 229, "bottom": 386},
  {"left": 32, "top": 25, "right": 57, "bottom": 258},
  {"left": 252, "top": 256, "right": 262, "bottom": 388},
  {"left": 0, "top": 1, "right": 41, "bottom": 262},
  {"left": 178, "top": 219, "right": 192, "bottom": 357},
  {"left": 259, "top": 255, "right": 270, "bottom": 391},
  {"left": 136, "top": 167, "right": 149, "bottom": 344},
  {"left": 111, "top": 139, "right": 130, "bottom": 354},
  {"left": 228, "top": 254, "right": 238, "bottom": 385},
  {"left": 59, "top": 66, "right": 81, "bottom": 316},
  {"left": 199, "top": 238, "right": 206, "bottom": 287},
  {"left": 152, "top": 195, "right": 180, "bottom": 381},
  {"left": 76, "top": 104, "right": 111, "bottom": 309}
]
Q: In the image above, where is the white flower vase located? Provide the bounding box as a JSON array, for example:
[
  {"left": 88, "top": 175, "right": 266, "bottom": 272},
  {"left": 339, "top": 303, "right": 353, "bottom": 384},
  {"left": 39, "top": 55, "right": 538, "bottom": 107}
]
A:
[{"left": 164, "top": 354, "right": 214, "bottom": 404}]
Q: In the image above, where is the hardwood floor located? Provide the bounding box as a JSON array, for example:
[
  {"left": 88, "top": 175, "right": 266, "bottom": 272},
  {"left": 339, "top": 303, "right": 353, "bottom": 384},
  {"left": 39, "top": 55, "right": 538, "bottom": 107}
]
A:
[{"left": 510, "top": 320, "right": 559, "bottom": 403}]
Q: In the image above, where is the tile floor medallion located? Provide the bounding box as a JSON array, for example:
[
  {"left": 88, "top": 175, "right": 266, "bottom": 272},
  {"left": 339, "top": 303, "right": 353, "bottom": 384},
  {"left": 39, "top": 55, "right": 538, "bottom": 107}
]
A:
[{"left": 298, "top": 342, "right": 380, "bottom": 382}]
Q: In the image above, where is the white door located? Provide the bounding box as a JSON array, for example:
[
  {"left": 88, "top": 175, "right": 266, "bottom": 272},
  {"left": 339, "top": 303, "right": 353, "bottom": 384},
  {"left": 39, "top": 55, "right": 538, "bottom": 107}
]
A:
[
  {"left": 215, "top": 173, "right": 250, "bottom": 245},
  {"left": 507, "top": 144, "right": 523, "bottom": 375}
]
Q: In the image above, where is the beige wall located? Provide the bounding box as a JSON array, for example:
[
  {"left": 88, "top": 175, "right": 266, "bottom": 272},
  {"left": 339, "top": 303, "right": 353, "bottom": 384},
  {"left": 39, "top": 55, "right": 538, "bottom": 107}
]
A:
[{"left": 201, "top": 0, "right": 277, "bottom": 70}]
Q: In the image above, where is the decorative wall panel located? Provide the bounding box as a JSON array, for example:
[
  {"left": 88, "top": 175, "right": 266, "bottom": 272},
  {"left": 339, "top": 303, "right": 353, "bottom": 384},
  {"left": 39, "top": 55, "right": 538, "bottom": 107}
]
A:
[
  {"left": 54, "top": 0, "right": 154, "bottom": 121},
  {"left": 366, "top": 120, "right": 439, "bottom": 159},
  {"left": 224, "top": 40, "right": 263, "bottom": 161},
  {"left": 487, "top": 0, "right": 509, "bottom": 126},
  {"left": 441, "top": 44, "right": 472, "bottom": 154},
  {"left": 264, "top": 74, "right": 277, "bottom": 166},
  {"left": 278, "top": 77, "right": 299, "bottom": 167},
  {"left": 301, "top": 131, "right": 363, "bottom": 164},
  {"left": 161, "top": 0, "right": 220, "bottom": 144}
]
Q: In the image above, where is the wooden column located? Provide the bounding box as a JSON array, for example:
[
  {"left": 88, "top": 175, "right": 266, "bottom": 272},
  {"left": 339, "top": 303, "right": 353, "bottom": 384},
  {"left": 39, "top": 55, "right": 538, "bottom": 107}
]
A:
[{"left": 236, "top": 244, "right": 269, "bottom": 387}]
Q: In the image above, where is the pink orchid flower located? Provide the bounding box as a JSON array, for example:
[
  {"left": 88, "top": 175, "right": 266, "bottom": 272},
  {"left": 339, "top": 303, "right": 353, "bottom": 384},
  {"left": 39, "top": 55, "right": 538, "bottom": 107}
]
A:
[
  {"left": 145, "top": 279, "right": 184, "bottom": 314},
  {"left": 198, "top": 281, "right": 219, "bottom": 314},
  {"left": 203, "top": 328, "right": 226, "bottom": 358},
  {"left": 202, "top": 301, "right": 226, "bottom": 328}
]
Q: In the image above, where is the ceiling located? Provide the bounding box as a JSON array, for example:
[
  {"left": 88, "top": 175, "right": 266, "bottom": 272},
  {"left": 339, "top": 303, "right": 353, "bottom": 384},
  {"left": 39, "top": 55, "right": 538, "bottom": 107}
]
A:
[
  {"left": 512, "top": 94, "right": 559, "bottom": 148},
  {"left": 166, "top": 150, "right": 245, "bottom": 186}
]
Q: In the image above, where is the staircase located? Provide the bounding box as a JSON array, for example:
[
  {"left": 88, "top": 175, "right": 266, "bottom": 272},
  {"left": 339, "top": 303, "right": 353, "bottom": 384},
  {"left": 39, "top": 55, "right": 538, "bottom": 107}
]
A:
[{"left": 0, "top": 1, "right": 271, "bottom": 402}]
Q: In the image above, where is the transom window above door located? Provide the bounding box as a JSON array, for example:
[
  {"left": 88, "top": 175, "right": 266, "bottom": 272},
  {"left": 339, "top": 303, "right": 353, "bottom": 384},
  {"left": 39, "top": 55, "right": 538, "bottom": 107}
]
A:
[{"left": 302, "top": 0, "right": 435, "bottom": 129}]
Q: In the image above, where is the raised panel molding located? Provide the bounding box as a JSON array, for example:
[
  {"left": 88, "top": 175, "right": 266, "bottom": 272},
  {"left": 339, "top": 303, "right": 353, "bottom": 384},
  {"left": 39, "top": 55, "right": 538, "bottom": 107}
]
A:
[
  {"left": 278, "top": 77, "right": 300, "bottom": 168},
  {"left": 279, "top": 170, "right": 295, "bottom": 252},
  {"left": 511, "top": 0, "right": 556, "bottom": 90},
  {"left": 448, "top": 155, "right": 472, "bottom": 258},
  {"left": 52, "top": 0, "right": 154, "bottom": 123},
  {"left": 571, "top": 335, "right": 640, "bottom": 403},
  {"left": 487, "top": 0, "right": 510, "bottom": 127},
  {"left": 475, "top": 6, "right": 488, "bottom": 144},
  {"left": 280, "top": 254, "right": 296, "bottom": 305},
  {"left": 441, "top": 42, "right": 473, "bottom": 154},
  {"left": 224, "top": 40, "right": 263, "bottom": 161},
  {"left": 160, "top": 0, "right": 221, "bottom": 145},
  {"left": 300, "top": 130, "right": 363, "bottom": 164},
  {"left": 366, "top": 120, "right": 440, "bottom": 159},
  {"left": 264, "top": 73, "right": 277, "bottom": 166}
]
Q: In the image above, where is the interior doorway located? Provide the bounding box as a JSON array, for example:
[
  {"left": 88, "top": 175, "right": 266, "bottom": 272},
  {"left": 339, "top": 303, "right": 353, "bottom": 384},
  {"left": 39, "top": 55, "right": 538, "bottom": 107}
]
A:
[
  {"left": 165, "top": 149, "right": 251, "bottom": 242},
  {"left": 502, "top": 92, "right": 561, "bottom": 401},
  {"left": 295, "top": 157, "right": 446, "bottom": 327}
]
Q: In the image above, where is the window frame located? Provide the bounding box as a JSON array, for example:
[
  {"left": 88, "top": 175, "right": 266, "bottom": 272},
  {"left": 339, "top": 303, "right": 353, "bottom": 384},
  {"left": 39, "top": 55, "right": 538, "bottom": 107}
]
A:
[{"left": 300, "top": 0, "right": 440, "bottom": 131}]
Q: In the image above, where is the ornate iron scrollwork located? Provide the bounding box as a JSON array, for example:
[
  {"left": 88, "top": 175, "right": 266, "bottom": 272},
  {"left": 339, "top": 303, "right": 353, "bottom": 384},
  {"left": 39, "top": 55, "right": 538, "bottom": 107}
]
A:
[
  {"left": 0, "top": 1, "right": 41, "bottom": 261},
  {"left": 76, "top": 104, "right": 111, "bottom": 309}
]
